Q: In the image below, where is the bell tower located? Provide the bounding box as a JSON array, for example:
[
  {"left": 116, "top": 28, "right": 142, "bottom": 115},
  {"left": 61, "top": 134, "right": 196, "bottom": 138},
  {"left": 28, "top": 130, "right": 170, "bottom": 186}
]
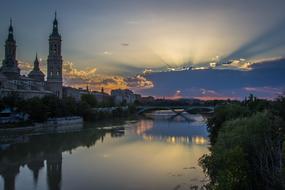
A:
[
  {"left": 0, "top": 19, "right": 20, "bottom": 79},
  {"left": 47, "top": 12, "right": 63, "bottom": 98}
]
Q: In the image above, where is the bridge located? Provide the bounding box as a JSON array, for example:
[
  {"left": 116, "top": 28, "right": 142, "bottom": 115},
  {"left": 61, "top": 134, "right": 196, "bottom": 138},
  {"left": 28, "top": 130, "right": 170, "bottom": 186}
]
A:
[{"left": 136, "top": 106, "right": 214, "bottom": 115}]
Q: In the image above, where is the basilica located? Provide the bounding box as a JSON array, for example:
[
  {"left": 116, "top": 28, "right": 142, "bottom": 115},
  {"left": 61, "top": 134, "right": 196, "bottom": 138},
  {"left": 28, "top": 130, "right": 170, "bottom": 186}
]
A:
[
  {"left": 0, "top": 14, "right": 138, "bottom": 104},
  {"left": 0, "top": 14, "right": 63, "bottom": 99}
]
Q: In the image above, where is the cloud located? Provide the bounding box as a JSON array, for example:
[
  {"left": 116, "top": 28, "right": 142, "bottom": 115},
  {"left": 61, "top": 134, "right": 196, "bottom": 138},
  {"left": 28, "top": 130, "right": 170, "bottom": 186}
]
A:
[
  {"left": 18, "top": 61, "right": 33, "bottom": 74},
  {"left": 121, "top": 43, "right": 129, "bottom": 46},
  {"left": 61, "top": 61, "right": 154, "bottom": 93},
  {"left": 61, "top": 57, "right": 284, "bottom": 98},
  {"left": 63, "top": 61, "right": 97, "bottom": 79},
  {"left": 140, "top": 58, "right": 285, "bottom": 99},
  {"left": 124, "top": 75, "right": 154, "bottom": 90},
  {"left": 17, "top": 59, "right": 154, "bottom": 93},
  {"left": 17, "top": 57, "right": 284, "bottom": 99},
  {"left": 218, "top": 57, "right": 284, "bottom": 71},
  {"left": 221, "top": 59, "right": 252, "bottom": 70},
  {"left": 62, "top": 61, "right": 125, "bottom": 92},
  {"left": 244, "top": 86, "right": 284, "bottom": 98},
  {"left": 103, "top": 51, "right": 112, "bottom": 55},
  {"left": 169, "top": 90, "right": 183, "bottom": 100},
  {"left": 18, "top": 60, "right": 47, "bottom": 75}
]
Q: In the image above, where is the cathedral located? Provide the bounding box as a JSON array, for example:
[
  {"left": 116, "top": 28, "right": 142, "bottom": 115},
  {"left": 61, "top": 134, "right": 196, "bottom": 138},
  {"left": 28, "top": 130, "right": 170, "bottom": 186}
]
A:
[{"left": 0, "top": 14, "right": 63, "bottom": 98}]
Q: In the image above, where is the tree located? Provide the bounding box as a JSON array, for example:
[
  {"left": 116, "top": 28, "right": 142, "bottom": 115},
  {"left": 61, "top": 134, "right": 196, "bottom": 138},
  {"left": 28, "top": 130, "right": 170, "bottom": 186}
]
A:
[
  {"left": 61, "top": 96, "right": 78, "bottom": 116},
  {"left": 81, "top": 94, "right": 97, "bottom": 107},
  {"left": 207, "top": 103, "right": 249, "bottom": 145},
  {"left": 2, "top": 92, "right": 23, "bottom": 109},
  {"left": 23, "top": 97, "right": 48, "bottom": 122},
  {"left": 42, "top": 95, "right": 63, "bottom": 117},
  {"left": 200, "top": 112, "right": 285, "bottom": 190}
]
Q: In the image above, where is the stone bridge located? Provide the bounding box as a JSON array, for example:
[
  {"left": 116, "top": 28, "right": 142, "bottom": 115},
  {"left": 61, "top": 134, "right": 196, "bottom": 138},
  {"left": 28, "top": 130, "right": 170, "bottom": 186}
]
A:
[{"left": 136, "top": 106, "right": 214, "bottom": 115}]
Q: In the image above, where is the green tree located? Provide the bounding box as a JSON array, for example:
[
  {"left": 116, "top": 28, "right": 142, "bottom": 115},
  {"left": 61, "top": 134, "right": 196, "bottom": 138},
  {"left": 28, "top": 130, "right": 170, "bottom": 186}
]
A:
[
  {"left": 207, "top": 104, "right": 249, "bottom": 144},
  {"left": 200, "top": 112, "right": 285, "bottom": 190}
]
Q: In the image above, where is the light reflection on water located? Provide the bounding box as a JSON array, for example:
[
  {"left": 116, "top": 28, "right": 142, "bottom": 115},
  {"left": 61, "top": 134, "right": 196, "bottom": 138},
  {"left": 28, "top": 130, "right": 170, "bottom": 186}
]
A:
[
  {"left": 0, "top": 110, "right": 209, "bottom": 190},
  {"left": 142, "top": 135, "right": 208, "bottom": 145}
]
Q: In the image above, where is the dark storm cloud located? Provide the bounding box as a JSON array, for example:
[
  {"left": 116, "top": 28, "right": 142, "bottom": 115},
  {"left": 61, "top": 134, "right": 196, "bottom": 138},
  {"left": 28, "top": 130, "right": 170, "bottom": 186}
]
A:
[{"left": 141, "top": 59, "right": 285, "bottom": 99}]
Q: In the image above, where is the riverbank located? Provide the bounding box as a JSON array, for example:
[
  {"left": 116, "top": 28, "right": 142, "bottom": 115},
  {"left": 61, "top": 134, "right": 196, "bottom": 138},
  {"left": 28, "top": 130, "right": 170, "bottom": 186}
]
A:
[
  {"left": 0, "top": 94, "right": 137, "bottom": 122},
  {"left": 0, "top": 116, "right": 83, "bottom": 133},
  {"left": 0, "top": 94, "right": 138, "bottom": 130}
]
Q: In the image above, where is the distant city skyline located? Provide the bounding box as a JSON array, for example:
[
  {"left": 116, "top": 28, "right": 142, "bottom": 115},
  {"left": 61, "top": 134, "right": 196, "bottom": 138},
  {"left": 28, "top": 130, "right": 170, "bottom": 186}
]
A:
[{"left": 0, "top": 0, "right": 285, "bottom": 99}]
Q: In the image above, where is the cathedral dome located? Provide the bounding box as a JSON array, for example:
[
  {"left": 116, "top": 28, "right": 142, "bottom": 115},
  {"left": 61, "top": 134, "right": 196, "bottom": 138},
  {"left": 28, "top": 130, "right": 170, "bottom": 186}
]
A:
[{"left": 28, "top": 54, "right": 45, "bottom": 81}]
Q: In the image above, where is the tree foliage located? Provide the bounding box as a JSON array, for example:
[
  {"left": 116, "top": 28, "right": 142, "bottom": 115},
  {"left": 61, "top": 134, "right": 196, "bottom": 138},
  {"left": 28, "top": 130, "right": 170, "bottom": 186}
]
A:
[
  {"left": 81, "top": 94, "right": 97, "bottom": 107},
  {"left": 0, "top": 93, "right": 135, "bottom": 122},
  {"left": 200, "top": 95, "right": 285, "bottom": 190}
]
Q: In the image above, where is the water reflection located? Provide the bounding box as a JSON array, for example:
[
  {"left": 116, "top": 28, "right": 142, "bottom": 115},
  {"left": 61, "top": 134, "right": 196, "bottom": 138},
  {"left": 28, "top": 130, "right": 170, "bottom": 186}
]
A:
[
  {"left": 0, "top": 128, "right": 121, "bottom": 190},
  {"left": 0, "top": 111, "right": 209, "bottom": 190},
  {"left": 135, "top": 111, "right": 208, "bottom": 146},
  {"left": 135, "top": 120, "right": 154, "bottom": 135},
  {"left": 142, "top": 135, "right": 208, "bottom": 145}
]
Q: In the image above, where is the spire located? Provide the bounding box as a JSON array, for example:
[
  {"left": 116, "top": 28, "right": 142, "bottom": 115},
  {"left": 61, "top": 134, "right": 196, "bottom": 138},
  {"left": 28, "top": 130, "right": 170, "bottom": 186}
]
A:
[
  {"left": 9, "top": 18, "right": 13, "bottom": 33},
  {"left": 33, "top": 53, "right": 40, "bottom": 71},
  {"left": 54, "top": 11, "right": 57, "bottom": 24},
  {"left": 7, "top": 18, "right": 15, "bottom": 41},
  {"left": 28, "top": 53, "right": 45, "bottom": 81},
  {"left": 52, "top": 11, "right": 59, "bottom": 35}
]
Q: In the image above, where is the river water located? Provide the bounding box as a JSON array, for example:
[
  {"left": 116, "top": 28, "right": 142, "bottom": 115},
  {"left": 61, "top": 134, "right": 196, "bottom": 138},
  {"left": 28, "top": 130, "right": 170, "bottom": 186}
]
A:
[{"left": 0, "top": 111, "right": 209, "bottom": 190}]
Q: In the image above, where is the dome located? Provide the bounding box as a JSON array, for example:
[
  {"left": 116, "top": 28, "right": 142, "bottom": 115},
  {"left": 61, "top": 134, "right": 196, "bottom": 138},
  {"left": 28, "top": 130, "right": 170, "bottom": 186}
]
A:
[{"left": 28, "top": 54, "right": 45, "bottom": 81}]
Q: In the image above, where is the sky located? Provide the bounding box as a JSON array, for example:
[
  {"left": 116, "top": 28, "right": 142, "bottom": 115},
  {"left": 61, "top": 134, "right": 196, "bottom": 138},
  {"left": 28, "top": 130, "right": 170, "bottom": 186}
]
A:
[{"left": 0, "top": 0, "right": 285, "bottom": 99}]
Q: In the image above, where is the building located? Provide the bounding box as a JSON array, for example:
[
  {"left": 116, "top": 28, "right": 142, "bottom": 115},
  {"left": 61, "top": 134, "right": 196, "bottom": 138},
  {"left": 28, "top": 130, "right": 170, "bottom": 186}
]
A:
[
  {"left": 111, "top": 89, "right": 138, "bottom": 105},
  {"left": 0, "top": 14, "right": 63, "bottom": 99},
  {"left": 63, "top": 86, "right": 111, "bottom": 103},
  {"left": 0, "top": 15, "right": 141, "bottom": 104},
  {"left": 47, "top": 13, "right": 63, "bottom": 98}
]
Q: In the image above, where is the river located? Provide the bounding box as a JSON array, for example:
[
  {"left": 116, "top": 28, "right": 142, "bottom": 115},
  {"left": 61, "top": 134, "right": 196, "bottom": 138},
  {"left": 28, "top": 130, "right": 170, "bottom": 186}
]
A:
[{"left": 0, "top": 110, "right": 209, "bottom": 190}]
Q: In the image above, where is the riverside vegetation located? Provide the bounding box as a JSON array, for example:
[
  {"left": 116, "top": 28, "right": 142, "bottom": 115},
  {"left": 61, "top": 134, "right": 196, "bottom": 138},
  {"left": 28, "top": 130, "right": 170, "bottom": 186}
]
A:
[
  {"left": 199, "top": 95, "right": 285, "bottom": 190},
  {"left": 0, "top": 93, "right": 136, "bottom": 123}
]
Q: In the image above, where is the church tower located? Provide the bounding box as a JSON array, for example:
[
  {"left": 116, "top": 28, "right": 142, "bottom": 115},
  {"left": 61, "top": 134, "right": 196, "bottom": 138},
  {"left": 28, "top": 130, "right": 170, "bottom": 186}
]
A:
[
  {"left": 0, "top": 19, "right": 20, "bottom": 79},
  {"left": 47, "top": 13, "right": 63, "bottom": 98}
]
